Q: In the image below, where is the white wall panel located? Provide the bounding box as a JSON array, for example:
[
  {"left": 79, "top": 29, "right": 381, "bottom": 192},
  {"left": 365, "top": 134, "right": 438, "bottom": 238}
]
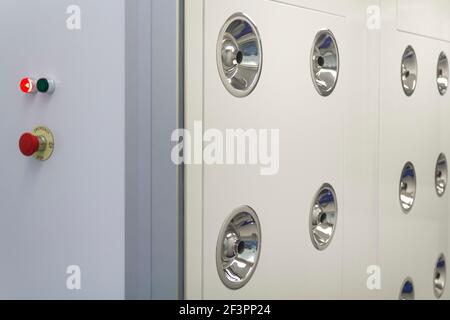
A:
[
  {"left": 379, "top": 0, "right": 450, "bottom": 300},
  {"left": 196, "top": 0, "right": 379, "bottom": 299},
  {"left": 185, "top": 0, "right": 450, "bottom": 300},
  {"left": 269, "top": 0, "right": 352, "bottom": 17},
  {"left": 397, "top": 0, "right": 450, "bottom": 41},
  {"left": 438, "top": 36, "right": 450, "bottom": 302}
]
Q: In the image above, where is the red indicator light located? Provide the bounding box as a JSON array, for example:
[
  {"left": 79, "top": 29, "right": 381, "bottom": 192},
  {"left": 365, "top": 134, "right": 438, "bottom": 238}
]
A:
[{"left": 20, "top": 78, "right": 36, "bottom": 94}]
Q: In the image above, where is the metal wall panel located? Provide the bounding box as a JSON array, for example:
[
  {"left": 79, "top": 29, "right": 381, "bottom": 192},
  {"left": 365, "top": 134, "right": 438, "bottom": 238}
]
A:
[
  {"left": 196, "top": 0, "right": 379, "bottom": 299},
  {"left": 186, "top": 0, "right": 450, "bottom": 300}
]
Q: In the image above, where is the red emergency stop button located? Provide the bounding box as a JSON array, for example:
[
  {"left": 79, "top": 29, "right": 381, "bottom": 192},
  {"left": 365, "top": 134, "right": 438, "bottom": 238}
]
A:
[
  {"left": 19, "top": 133, "right": 41, "bottom": 156},
  {"left": 19, "top": 127, "right": 54, "bottom": 161},
  {"left": 20, "top": 78, "right": 37, "bottom": 94}
]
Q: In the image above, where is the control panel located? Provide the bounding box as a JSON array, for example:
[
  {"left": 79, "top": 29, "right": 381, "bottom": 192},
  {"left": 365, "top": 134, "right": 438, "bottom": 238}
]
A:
[
  {"left": 0, "top": 0, "right": 127, "bottom": 299},
  {"left": 0, "top": 0, "right": 182, "bottom": 300}
]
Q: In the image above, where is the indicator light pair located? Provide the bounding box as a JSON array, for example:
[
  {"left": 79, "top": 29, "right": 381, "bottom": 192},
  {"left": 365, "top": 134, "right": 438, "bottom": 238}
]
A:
[{"left": 20, "top": 77, "right": 55, "bottom": 94}]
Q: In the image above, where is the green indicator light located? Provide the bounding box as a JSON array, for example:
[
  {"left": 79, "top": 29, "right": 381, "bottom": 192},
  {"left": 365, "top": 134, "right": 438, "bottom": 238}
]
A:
[
  {"left": 36, "top": 78, "right": 55, "bottom": 94},
  {"left": 37, "top": 78, "right": 49, "bottom": 93}
]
